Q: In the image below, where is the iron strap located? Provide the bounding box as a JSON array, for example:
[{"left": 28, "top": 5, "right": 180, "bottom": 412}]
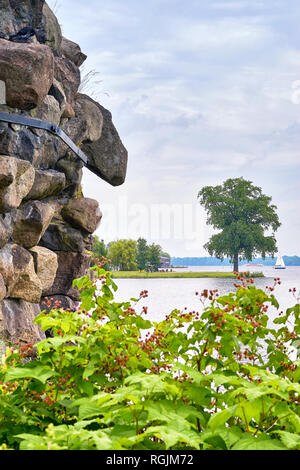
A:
[{"left": 0, "top": 111, "right": 89, "bottom": 165}]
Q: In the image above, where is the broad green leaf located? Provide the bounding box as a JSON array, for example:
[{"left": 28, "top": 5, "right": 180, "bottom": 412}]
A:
[
  {"left": 182, "top": 382, "right": 211, "bottom": 407},
  {"left": 208, "top": 406, "right": 238, "bottom": 430},
  {"left": 270, "top": 295, "right": 279, "bottom": 309},
  {"left": 172, "top": 363, "right": 206, "bottom": 383},
  {"left": 83, "top": 362, "right": 97, "bottom": 380},
  {"left": 78, "top": 400, "right": 110, "bottom": 420},
  {"left": 72, "top": 275, "right": 90, "bottom": 291},
  {"left": 232, "top": 436, "right": 286, "bottom": 450},
  {"left": 218, "top": 426, "right": 244, "bottom": 449},
  {"left": 110, "top": 424, "right": 137, "bottom": 440},
  {"left": 90, "top": 431, "right": 114, "bottom": 450},
  {"left": 272, "top": 431, "right": 300, "bottom": 450},
  {"left": 145, "top": 423, "right": 201, "bottom": 449},
  {"left": 5, "top": 366, "right": 57, "bottom": 384},
  {"left": 17, "top": 434, "right": 51, "bottom": 451},
  {"left": 134, "top": 316, "right": 152, "bottom": 329},
  {"left": 203, "top": 434, "right": 227, "bottom": 450}
]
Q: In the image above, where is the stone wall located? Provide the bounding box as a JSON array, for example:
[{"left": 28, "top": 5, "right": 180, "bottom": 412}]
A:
[{"left": 0, "top": 1, "right": 128, "bottom": 345}]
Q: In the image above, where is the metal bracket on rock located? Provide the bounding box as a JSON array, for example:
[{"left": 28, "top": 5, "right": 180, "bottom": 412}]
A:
[{"left": 0, "top": 111, "right": 104, "bottom": 179}]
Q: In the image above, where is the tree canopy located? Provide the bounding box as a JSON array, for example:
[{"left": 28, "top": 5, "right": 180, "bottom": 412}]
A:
[
  {"left": 108, "top": 239, "right": 137, "bottom": 271},
  {"left": 198, "top": 177, "right": 281, "bottom": 271},
  {"left": 91, "top": 237, "right": 170, "bottom": 272},
  {"left": 136, "top": 238, "right": 150, "bottom": 270},
  {"left": 148, "top": 243, "right": 163, "bottom": 271},
  {"left": 135, "top": 238, "right": 167, "bottom": 271}
]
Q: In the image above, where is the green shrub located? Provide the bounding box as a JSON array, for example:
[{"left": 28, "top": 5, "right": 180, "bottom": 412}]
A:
[{"left": 0, "top": 266, "right": 299, "bottom": 450}]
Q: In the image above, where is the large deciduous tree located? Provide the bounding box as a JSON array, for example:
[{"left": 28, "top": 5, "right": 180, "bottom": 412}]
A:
[{"left": 198, "top": 177, "right": 281, "bottom": 272}]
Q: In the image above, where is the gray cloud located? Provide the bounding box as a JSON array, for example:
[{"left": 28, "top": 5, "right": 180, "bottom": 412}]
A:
[{"left": 51, "top": 0, "right": 300, "bottom": 256}]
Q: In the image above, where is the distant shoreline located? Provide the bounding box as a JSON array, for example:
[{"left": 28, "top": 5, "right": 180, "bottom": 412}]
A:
[
  {"left": 170, "top": 256, "right": 300, "bottom": 267},
  {"left": 111, "top": 271, "right": 264, "bottom": 279}
]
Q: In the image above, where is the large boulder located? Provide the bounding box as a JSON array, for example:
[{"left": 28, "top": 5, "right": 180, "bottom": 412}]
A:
[
  {"left": 54, "top": 55, "right": 80, "bottom": 108},
  {"left": 0, "top": 123, "right": 60, "bottom": 169},
  {"left": 34, "top": 94, "right": 62, "bottom": 126},
  {"left": 0, "top": 0, "right": 45, "bottom": 39},
  {"left": 10, "top": 200, "right": 56, "bottom": 248},
  {"left": 40, "top": 216, "right": 94, "bottom": 253},
  {"left": 81, "top": 99, "right": 128, "bottom": 186},
  {"left": 61, "top": 197, "right": 102, "bottom": 233},
  {"left": 43, "top": 251, "right": 91, "bottom": 300},
  {"left": 61, "top": 93, "right": 103, "bottom": 145},
  {"left": 0, "top": 244, "right": 43, "bottom": 303},
  {"left": 0, "top": 39, "right": 54, "bottom": 110},
  {"left": 48, "top": 78, "right": 68, "bottom": 116},
  {"left": 0, "top": 156, "right": 35, "bottom": 212},
  {"left": 55, "top": 152, "right": 83, "bottom": 197},
  {"left": 0, "top": 299, "right": 45, "bottom": 345},
  {"left": 42, "top": 2, "right": 62, "bottom": 53},
  {"left": 61, "top": 37, "right": 87, "bottom": 67},
  {"left": 24, "top": 169, "right": 66, "bottom": 200},
  {"left": 29, "top": 246, "right": 58, "bottom": 293}
]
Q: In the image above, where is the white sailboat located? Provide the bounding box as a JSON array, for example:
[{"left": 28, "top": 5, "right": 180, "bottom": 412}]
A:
[{"left": 274, "top": 253, "right": 286, "bottom": 270}]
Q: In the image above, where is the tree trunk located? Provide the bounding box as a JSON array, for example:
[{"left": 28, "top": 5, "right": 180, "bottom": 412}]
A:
[{"left": 233, "top": 253, "right": 239, "bottom": 272}]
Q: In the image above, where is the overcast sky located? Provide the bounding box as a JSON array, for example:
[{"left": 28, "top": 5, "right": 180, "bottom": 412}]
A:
[{"left": 51, "top": 0, "right": 300, "bottom": 257}]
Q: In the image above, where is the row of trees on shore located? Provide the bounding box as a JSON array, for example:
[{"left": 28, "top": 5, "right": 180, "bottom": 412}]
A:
[
  {"left": 91, "top": 178, "right": 281, "bottom": 273},
  {"left": 91, "top": 237, "right": 170, "bottom": 271}
]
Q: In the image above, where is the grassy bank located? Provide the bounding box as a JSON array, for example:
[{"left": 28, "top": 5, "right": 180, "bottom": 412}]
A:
[{"left": 111, "top": 270, "right": 264, "bottom": 279}]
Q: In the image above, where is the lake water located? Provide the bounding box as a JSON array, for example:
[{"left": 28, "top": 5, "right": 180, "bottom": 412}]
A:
[{"left": 112, "top": 266, "right": 300, "bottom": 325}]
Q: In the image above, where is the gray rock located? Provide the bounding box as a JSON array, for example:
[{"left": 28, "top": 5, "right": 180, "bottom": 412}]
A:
[
  {"left": 0, "top": 156, "right": 35, "bottom": 212},
  {"left": 81, "top": 98, "right": 128, "bottom": 186},
  {"left": 42, "top": 2, "right": 62, "bottom": 53},
  {"left": 0, "top": 0, "right": 129, "bottom": 347},
  {"left": 0, "top": 39, "right": 54, "bottom": 110},
  {"left": 40, "top": 217, "right": 94, "bottom": 253},
  {"left": 34, "top": 94, "right": 62, "bottom": 126},
  {"left": 54, "top": 55, "right": 80, "bottom": 108},
  {"left": 0, "top": 299, "right": 45, "bottom": 345},
  {"left": 61, "top": 197, "right": 102, "bottom": 233},
  {"left": 0, "top": 216, "right": 11, "bottom": 249},
  {"left": 0, "top": 244, "right": 43, "bottom": 303},
  {"left": 48, "top": 78, "right": 67, "bottom": 112},
  {"left": 0, "top": 0, "right": 45, "bottom": 39},
  {"left": 0, "top": 123, "right": 61, "bottom": 169},
  {"left": 0, "top": 273, "right": 6, "bottom": 301},
  {"left": 55, "top": 151, "right": 83, "bottom": 197},
  {"left": 10, "top": 200, "right": 56, "bottom": 248},
  {"left": 29, "top": 246, "right": 58, "bottom": 293},
  {"left": 61, "top": 36, "right": 87, "bottom": 67},
  {"left": 61, "top": 93, "right": 103, "bottom": 145},
  {"left": 43, "top": 250, "right": 91, "bottom": 300},
  {"left": 24, "top": 169, "right": 66, "bottom": 200}
]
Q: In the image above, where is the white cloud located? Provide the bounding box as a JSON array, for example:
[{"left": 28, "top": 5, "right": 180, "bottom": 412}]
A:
[{"left": 54, "top": 0, "right": 300, "bottom": 256}]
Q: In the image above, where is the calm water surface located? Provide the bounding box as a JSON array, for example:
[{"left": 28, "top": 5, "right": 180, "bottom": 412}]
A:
[{"left": 112, "top": 266, "right": 300, "bottom": 325}]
